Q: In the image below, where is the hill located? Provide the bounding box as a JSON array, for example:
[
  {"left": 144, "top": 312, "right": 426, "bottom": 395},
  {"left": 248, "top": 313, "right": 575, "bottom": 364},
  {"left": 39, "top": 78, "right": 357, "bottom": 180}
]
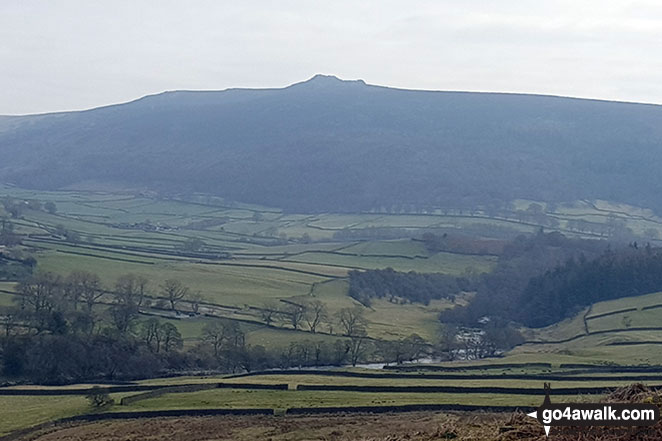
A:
[
  {"left": 2, "top": 75, "right": 662, "bottom": 213},
  {"left": 515, "top": 290, "right": 662, "bottom": 365}
]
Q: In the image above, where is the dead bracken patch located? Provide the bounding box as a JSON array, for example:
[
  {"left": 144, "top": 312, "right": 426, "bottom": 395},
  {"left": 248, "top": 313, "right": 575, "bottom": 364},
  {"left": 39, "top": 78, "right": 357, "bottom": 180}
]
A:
[
  {"left": 607, "top": 383, "right": 659, "bottom": 403},
  {"left": 21, "top": 413, "right": 503, "bottom": 441}
]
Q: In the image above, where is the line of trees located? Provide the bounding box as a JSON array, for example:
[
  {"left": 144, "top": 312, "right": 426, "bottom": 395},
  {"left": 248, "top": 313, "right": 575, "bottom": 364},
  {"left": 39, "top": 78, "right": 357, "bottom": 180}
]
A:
[
  {"left": 439, "top": 231, "right": 609, "bottom": 326},
  {"left": 0, "top": 268, "right": 440, "bottom": 382},
  {"left": 1, "top": 197, "right": 57, "bottom": 219},
  {"left": 516, "top": 244, "right": 662, "bottom": 327},
  {"left": 348, "top": 268, "right": 473, "bottom": 306},
  {"left": 266, "top": 299, "right": 332, "bottom": 332}
]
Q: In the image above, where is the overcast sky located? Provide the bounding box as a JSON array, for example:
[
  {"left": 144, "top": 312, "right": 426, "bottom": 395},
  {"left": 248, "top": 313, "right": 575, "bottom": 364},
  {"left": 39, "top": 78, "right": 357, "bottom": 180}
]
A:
[{"left": 2, "top": 0, "right": 662, "bottom": 114}]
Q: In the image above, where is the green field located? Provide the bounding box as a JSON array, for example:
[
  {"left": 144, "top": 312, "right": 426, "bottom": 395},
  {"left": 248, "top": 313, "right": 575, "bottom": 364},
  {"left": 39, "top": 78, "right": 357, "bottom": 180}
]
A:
[
  {"left": 4, "top": 186, "right": 662, "bottom": 349},
  {"left": 0, "top": 187, "right": 501, "bottom": 345},
  {"left": 113, "top": 389, "right": 557, "bottom": 412},
  {"left": 2, "top": 363, "right": 656, "bottom": 436},
  {"left": 0, "top": 395, "right": 89, "bottom": 436},
  {"left": 510, "top": 291, "right": 662, "bottom": 365}
]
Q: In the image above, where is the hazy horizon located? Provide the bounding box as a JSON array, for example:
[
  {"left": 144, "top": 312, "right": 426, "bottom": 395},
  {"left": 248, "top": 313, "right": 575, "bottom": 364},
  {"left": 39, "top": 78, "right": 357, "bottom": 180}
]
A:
[
  {"left": 5, "top": 73, "right": 662, "bottom": 117},
  {"left": 3, "top": 0, "right": 662, "bottom": 114}
]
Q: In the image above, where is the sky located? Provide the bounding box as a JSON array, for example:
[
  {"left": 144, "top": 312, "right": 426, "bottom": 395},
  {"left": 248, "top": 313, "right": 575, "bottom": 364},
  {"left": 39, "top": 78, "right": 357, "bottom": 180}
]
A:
[{"left": 2, "top": 0, "right": 662, "bottom": 115}]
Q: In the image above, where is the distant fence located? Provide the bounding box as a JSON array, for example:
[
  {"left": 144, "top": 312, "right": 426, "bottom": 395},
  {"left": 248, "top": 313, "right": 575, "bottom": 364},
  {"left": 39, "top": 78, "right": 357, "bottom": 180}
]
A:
[
  {"left": 120, "top": 383, "right": 288, "bottom": 405},
  {"left": 558, "top": 364, "right": 662, "bottom": 372},
  {"left": 0, "top": 385, "right": 159, "bottom": 396},
  {"left": 228, "top": 368, "right": 662, "bottom": 382},
  {"left": 382, "top": 362, "right": 553, "bottom": 371},
  {"left": 526, "top": 328, "right": 662, "bottom": 345},
  {"left": 585, "top": 307, "right": 638, "bottom": 321},
  {"left": 0, "top": 382, "right": 287, "bottom": 397},
  {"left": 295, "top": 384, "right": 628, "bottom": 395},
  {"left": 286, "top": 403, "right": 534, "bottom": 415}
]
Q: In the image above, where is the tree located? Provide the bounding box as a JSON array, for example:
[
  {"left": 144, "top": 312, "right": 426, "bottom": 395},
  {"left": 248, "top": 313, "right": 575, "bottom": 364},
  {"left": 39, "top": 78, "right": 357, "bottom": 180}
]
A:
[
  {"left": 86, "top": 386, "right": 113, "bottom": 407},
  {"left": 189, "top": 291, "right": 204, "bottom": 314},
  {"left": 15, "top": 272, "right": 64, "bottom": 332},
  {"left": 67, "top": 271, "right": 103, "bottom": 312},
  {"left": 347, "top": 329, "right": 369, "bottom": 367},
  {"left": 2, "top": 307, "right": 22, "bottom": 338},
  {"left": 304, "top": 300, "right": 328, "bottom": 333},
  {"left": 141, "top": 320, "right": 182, "bottom": 353},
  {"left": 259, "top": 301, "right": 279, "bottom": 326},
  {"left": 27, "top": 200, "right": 42, "bottom": 211},
  {"left": 64, "top": 230, "right": 81, "bottom": 243},
  {"left": 44, "top": 201, "right": 57, "bottom": 214},
  {"left": 482, "top": 321, "right": 524, "bottom": 354},
  {"left": 109, "top": 304, "right": 138, "bottom": 334},
  {"left": 140, "top": 318, "right": 163, "bottom": 352},
  {"left": 376, "top": 334, "right": 428, "bottom": 365},
  {"left": 1, "top": 198, "right": 24, "bottom": 218},
  {"left": 436, "top": 324, "right": 460, "bottom": 361},
  {"left": 161, "top": 322, "right": 183, "bottom": 352},
  {"left": 237, "top": 344, "right": 270, "bottom": 372},
  {"left": 115, "top": 274, "right": 149, "bottom": 308},
  {"left": 180, "top": 237, "right": 205, "bottom": 252},
  {"left": 0, "top": 220, "right": 21, "bottom": 246},
  {"left": 54, "top": 224, "right": 67, "bottom": 237},
  {"left": 202, "top": 320, "right": 244, "bottom": 358},
  {"left": 336, "top": 306, "right": 367, "bottom": 336},
  {"left": 160, "top": 279, "right": 189, "bottom": 311},
  {"left": 402, "top": 333, "right": 428, "bottom": 361},
  {"left": 282, "top": 303, "right": 305, "bottom": 330}
]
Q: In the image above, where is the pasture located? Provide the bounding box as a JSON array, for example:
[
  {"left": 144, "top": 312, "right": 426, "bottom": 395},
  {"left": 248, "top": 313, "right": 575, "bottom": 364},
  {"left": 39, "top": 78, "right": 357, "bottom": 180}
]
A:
[
  {"left": 1, "top": 186, "right": 500, "bottom": 345},
  {"left": 3, "top": 186, "right": 662, "bottom": 356},
  {"left": 2, "top": 363, "right": 661, "bottom": 437},
  {"left": 512, "top": 291, "right": 662, "bottom": 365}
]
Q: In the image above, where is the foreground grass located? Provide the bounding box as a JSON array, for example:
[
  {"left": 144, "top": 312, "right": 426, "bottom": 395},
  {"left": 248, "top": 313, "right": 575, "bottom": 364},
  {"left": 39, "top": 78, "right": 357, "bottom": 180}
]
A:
[
  {"left": 115, "top": 389, "right": 566, "bottom": 411},
  {"left": 0, "top": 396, "right": 89, "bottom": 436}
]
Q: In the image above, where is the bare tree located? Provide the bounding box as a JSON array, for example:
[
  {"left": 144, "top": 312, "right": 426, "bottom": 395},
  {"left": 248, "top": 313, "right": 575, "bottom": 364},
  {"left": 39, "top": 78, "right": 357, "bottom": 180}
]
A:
[
  {"left": 336, "top": 306, "right": 367, "bottom": 336},
  {"left": 202, "top": 321, "right": 229, "bottom": 357},
  {"left": 259, "top": 301, "right": 279, "bottom": 326},
  {"left": 109, "top": 303, "right": 138, "bottom": 334},
  {"left": 134, "top": 275, "right": 149, "bottom": 307},
  {"left": 304, "top": 300, "right": 328, "bottom": 333},
  {"left": 2, "top": 307, "right": 21, "bottom": 338},
  {"left": 161, "top": 279, "right": 189, "bottom": 311},
  {"left": 70, "top": 272, "right": 103, "bottom": 313},
  {"left": 161, "top": 322, "right": 183, "bottom": 352},
  {"left": 202, "top": 320, "right": 243, "bottom": 357},
  {"left": 437, "top": 324, "right": 460, "bottom": 361},
  {"left": 282, "top": 303, "right": 305, "bottom": 330},
  {"left": 189, "top": 291, "right": 204, "bottom": 314},
  {"left": 347, "top": 329, "right": 369, "bottom": 366},
  {"left": 16, "top": 272, "right": 61, "bottom": 315},
  {"left": 115, "top": 274, "right": 149, "bottom": 308},
  {"left": 140, "top": 318, "right": 163, "bottom": 352}
]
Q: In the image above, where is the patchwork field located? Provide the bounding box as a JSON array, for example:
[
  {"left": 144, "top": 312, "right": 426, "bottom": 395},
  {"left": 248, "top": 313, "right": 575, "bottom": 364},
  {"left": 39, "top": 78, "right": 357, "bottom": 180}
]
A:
[
  {"left": 512, "top": 291, "right": 662, "bottom": 365},
  {"left": 4, "top": 186, "right": 662, "bottom": 347},
  {"left": 3, "top": 364, "right": 662, "bottom": 437},
  {"left": 5, "top": 187, "right": 662, "bottom": 439}
]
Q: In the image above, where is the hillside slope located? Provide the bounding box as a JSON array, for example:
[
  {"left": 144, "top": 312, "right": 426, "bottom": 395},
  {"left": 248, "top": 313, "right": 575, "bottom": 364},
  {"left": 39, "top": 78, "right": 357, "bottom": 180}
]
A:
[{"left": 2, "top": 75, "right": 662, "bottom": 212}]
